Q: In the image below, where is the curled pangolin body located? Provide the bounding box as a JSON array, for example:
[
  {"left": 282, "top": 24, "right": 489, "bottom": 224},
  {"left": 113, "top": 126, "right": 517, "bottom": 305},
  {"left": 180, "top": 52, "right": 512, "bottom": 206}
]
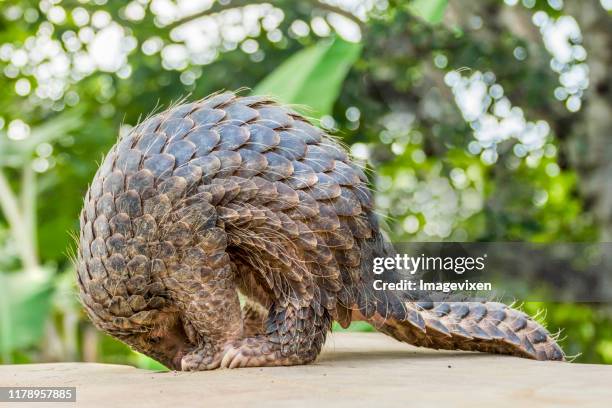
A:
[{"left": 76, "top": 92, "right": 564, "bottom": 370}]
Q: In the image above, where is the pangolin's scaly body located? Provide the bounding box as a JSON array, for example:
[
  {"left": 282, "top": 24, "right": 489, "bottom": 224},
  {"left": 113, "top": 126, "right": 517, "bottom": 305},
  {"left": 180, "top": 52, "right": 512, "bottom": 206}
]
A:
[{"left": 76, "top": 92, "right": 564, "bottom": 370}]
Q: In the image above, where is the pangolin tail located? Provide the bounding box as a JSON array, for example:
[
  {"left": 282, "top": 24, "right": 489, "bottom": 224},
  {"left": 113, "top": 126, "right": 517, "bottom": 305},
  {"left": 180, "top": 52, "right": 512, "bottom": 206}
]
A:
[{"left": 366, "top": 300, "right": 565, "bottom": 361}]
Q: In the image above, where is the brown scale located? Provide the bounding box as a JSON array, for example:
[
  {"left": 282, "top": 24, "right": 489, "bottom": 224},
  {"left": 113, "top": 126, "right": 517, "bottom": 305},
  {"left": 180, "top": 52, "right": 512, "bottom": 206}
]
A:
[{"left": 77, "top": 92, "right": 565, "bottom": 370}]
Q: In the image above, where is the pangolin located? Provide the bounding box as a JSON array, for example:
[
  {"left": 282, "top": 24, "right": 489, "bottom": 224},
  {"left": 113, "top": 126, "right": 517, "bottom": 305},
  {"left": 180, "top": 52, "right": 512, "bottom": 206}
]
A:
[{"left": 76, "top": 92, "right": 564, "bottom": 370}]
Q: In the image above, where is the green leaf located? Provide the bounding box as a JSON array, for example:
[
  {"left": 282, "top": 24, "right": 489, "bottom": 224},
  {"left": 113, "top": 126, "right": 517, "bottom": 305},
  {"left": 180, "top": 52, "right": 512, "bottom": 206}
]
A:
[
  {"left": 332, "top": 321, "right": 375, "bottom": 332},
  {"left": 409, "top": 0, "right": 448, "bottom": 24},
  {"left": 133, "top": 352, "right": 170, "bottom": 372},
  {"left": 253, "top": 37, "right": 362, "bottom": 118},
  {"left": 0, "top": 270, "right": 54, "bottom": 361}
]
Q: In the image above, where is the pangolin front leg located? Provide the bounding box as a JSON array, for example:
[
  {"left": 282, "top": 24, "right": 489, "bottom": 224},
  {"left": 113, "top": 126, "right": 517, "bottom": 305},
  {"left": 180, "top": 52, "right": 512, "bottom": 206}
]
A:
[
  {"left": 162, "top": 227, "right": 245, "bottom": 371},
  {"left": 178, "top": 278, "right": 243, "bottom": 370}
]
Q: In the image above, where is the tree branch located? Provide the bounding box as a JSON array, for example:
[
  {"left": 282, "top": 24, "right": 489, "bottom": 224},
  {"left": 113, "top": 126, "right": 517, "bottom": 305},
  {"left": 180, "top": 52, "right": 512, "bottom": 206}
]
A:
[
  {"left": 0, "top": 170, "right": 22, "bottom": 235},
  {"left": 311, "top": 1, "right": 366, "bottom": 29},
  {"left": 0, "top": 168, "right": 39, "bottom": 272},
  {"left": 21, "top": 164, "right": 38, "bottom": 266},
  {"left": 164, "top": 0, "right": 365, "bottom": 32},
  {"left": 165, "top": 0, "right": 270, "bottom": 31}
]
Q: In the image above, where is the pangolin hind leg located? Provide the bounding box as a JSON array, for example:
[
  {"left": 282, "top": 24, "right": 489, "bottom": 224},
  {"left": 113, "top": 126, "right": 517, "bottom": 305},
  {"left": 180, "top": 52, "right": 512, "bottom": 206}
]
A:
[{"left": 219, "top": 304, "right": 332, "bottom": 368}]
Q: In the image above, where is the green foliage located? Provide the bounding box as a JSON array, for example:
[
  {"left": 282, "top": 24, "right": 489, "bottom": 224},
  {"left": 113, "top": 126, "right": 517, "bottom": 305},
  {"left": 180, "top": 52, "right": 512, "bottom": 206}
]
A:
[
  {"left": 0, "top": 0, "right": 609, "bottom": 368},
  {"left": 253, "top": 37, "right": 362, "bottom": 118},
  {"left": 133, "top": 353, "right": 170, "bottom": 372},
  {"left": 409, "top": 0, "right": 449, "bottom": 24},
  {"left": 333, "top": 321, "right": 375, "bottom": 333},
  {"left": 0, "top": 270, "right": 54, "bottom": 362},
  {"left": 0, "top": 113, "right": 83, "bottom": 167}
]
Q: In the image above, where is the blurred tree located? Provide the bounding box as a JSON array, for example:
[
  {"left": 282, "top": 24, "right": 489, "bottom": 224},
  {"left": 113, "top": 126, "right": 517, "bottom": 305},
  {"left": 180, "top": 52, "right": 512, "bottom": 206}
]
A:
[{"left": 564, "top": 0, "right": 612, "bottom": 239}]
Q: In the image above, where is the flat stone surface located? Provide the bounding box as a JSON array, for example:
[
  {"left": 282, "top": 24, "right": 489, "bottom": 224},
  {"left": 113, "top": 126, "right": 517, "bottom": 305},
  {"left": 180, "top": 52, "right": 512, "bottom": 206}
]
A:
[{"left": 1, "top": 332, "right": 610, "bottom": 408}]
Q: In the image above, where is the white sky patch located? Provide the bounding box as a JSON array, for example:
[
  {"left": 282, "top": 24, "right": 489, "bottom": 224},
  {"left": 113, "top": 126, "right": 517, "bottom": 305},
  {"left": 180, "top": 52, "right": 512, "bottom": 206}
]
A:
[
  {"left": 15, "top": 78, "right": 31, "bottom": 96},
  {"left": 532, "top": 12, "right": 588, "bottom": 112},
  {"left": 350, "top": 142, "right": 370, "bottom": 160},
  {"left": 0, "top": 0, "right": 371, "bottom": 103},
  {"left": 125, "top": 1, "right": 146, "bottom": 22},
  {"left": 161, "top": 43, "right": 189, "bottom": 71},
  {"left": 327, "top": 12, "right": 362, "bottom": 42},
  {"left": 72, "top": 7, "right": 90, "bottom": 27},
  {"left": 0, "top": 9, "right": 137, "bottom": 103},
  {"left": 0, "top": 0, "right": 591, "bottom": 138},
  {"left": 91, "top": 10, "right": 112, "bottom": 29},
  {"left": 321, "top": 0, "right": 380, "bottom": 21},
  {"left": 88, "top": 23, "right": 131, "bottom": 72},
  {"left": 311, "top": 16, "right": 332, "bottom": 37},
  {"left": 375, "top": 110, "right": 484, "bottom": 239},
  {"left": 150, "top": 0, "right": 214, "bottom": 27},
  {"left": 169, "top": 4, "right": 280, "bottom": 68},
  {"left": 377, "top": 166, "right": 484, "bottom": 239},
  {"left": 142, "top": 37, "right": 164, "bottom": 55},
  {"left": 7, "top": 119, "right": 30, "bottom": 141},
  {"left": 446, "top": 71, "right": 551, "bottom": 166}
]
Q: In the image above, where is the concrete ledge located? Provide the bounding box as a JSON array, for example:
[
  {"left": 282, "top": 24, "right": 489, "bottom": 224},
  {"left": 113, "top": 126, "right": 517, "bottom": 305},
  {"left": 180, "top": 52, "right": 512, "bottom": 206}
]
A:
[{"left": 2, "top": 333, "right": 610, "bottom": 408}]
